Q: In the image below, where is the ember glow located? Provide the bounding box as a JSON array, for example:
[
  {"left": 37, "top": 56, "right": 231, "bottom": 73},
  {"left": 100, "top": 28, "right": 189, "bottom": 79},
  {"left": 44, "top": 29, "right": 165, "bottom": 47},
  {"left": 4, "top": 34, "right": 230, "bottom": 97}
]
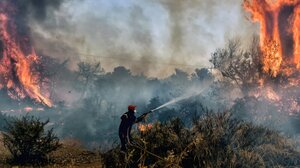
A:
[
  {"left": 138, "top": 123, "right": 153, "bottom": 132},
  {"left": 1, "top": 107, "right": 44, "bottom": 113},
  {"left": 244, "top": 0, "right": 300, "bottom": 77},
  {"left": 0, "top": 2, "right": 52, "bottom": 107}
]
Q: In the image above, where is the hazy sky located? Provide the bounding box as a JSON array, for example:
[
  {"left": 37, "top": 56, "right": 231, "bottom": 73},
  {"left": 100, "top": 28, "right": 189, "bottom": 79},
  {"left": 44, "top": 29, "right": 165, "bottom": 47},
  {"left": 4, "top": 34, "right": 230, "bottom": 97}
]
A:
[{"left": 30, "top": 0, "right": 258, "bottom": 78}]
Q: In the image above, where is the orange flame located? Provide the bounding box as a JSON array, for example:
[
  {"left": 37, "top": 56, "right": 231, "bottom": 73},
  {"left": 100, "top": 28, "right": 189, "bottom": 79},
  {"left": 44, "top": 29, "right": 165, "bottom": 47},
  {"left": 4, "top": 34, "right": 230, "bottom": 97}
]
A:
[
  {"left": 0, "top": 2, "right": 52, "bottom": 107},
  {"left": 24, "top": 107, "right": 33, "bottom": 112},
  {"left": 265, "top": 87, "right": 280, "bottom": 101},
  {"left": 138, "top": 123, "right": 153, "bottom": 132},
  {"left": 244, "top": 0, "right": 300, "bottom": 76},
  {"left": 294, "top": 6, "right": 300, "bottom": 67}
]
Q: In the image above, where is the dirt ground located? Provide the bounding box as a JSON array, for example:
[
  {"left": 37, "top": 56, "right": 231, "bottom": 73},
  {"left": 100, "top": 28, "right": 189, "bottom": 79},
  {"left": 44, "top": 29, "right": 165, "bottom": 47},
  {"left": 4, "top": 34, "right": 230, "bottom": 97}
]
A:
[{"left": 0, "top": 134, "right": 104, "bottom": 168}]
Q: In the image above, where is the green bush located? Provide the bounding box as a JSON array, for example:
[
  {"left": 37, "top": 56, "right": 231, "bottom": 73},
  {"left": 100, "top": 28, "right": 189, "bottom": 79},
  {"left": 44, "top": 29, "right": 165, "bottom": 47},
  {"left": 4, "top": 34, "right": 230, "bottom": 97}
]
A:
[{"left": 3, "top": 116, "right": 61, "bottom": 165}]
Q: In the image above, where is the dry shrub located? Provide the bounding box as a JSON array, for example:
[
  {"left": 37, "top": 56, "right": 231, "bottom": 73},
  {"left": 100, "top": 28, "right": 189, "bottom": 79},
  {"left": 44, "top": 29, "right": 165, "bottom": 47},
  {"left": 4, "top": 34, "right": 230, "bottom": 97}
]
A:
[
  {"left": 3, "top": 116, "right": 61, "bottom": 165},
  {"left": 103, "top": 112, "right": 300, "bottom": 167}
]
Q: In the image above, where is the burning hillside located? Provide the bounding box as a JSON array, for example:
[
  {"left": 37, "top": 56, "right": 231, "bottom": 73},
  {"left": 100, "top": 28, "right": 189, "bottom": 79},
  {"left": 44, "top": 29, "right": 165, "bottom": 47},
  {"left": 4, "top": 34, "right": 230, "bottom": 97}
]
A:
[{"left": 0, "top": 2, "right": 51, "bottom": 107}]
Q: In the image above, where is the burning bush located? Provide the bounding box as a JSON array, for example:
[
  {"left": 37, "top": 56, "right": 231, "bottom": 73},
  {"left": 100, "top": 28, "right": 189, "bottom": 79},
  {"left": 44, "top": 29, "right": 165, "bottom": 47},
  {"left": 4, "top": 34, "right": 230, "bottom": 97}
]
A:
[
  {"left": 103, "top": 112, "right": 300, "bottom": 167},
  {"left": 2, "top": 116, "right": 61, "bottom": 165}
]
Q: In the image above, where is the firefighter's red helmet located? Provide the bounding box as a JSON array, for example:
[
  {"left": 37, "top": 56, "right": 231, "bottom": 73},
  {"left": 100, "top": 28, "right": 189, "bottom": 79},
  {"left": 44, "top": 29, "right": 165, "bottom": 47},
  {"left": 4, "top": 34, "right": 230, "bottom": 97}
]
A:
[{"left": 128, "top": 105, "right": 137, "bottom": 111}]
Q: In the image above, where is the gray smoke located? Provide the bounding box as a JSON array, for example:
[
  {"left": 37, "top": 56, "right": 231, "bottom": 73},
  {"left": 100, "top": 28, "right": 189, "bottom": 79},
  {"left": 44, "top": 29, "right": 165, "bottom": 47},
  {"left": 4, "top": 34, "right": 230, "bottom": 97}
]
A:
[
  {"left": 2, "top": 0, "right": 66, "bottom": 37},
  {"left": 13, "top": 0, "right": 63, "bottom": 20},
  {"left": 28, "top": 0, "right": 257, "bottom": 77}
]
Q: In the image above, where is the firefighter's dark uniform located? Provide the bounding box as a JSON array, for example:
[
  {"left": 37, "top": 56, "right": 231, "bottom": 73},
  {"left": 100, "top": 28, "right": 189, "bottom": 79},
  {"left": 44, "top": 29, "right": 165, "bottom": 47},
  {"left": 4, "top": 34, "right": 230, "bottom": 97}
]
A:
[{"left": 119, "top": 110, "right": 144, "bottom": 151}]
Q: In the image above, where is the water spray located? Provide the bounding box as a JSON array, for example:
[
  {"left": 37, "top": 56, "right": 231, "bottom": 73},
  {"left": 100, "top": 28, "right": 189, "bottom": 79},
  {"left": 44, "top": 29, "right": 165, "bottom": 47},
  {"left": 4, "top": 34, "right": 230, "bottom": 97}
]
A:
[
  {"left": 139, "top": 85, "right": 210, "bottom": 119},
  {"left": 155, "top": 86, "right": 208, "bottom": 111}
]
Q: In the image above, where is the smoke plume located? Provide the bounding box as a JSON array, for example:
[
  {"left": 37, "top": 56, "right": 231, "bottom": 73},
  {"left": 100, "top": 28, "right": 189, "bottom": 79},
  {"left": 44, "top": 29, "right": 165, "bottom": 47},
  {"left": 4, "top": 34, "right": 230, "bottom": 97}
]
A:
[{"left": 26, "top": 0, "right": 257, "bottom": 78}]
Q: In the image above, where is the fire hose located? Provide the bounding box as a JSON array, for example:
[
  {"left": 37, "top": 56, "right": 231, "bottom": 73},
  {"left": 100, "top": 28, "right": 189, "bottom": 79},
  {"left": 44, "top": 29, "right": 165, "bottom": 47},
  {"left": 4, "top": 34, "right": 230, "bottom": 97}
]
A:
[
  {"left": 136, "top": 110, "right": 154, "bottom": 122},
  {"left": 129, "top": 142, "right": 164, "bottom": 160}
]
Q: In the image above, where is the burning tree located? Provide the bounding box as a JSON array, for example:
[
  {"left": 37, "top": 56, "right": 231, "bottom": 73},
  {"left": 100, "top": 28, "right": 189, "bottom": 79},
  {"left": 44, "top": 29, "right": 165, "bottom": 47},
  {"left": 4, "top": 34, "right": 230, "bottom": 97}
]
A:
[
  {"left": 241, "top": 0, "right": 300, "bottom": 115},
  {"left": 210, "top": 1, "right": 300, "bottom": 119},
  {"left": 0, "top": 1, "right": 52, "bottom": 107},
  {"left": 244, "top": 0, "right": 300, "bottom": 77}
]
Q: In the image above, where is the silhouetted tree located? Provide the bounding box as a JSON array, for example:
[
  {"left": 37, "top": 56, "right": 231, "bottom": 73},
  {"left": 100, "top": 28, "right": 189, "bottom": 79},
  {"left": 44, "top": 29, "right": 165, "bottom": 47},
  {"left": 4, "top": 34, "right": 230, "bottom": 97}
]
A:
[
  {"left": 210, "top": 36, "right": 262, "bottom": 95},
  {"left": 77, "top": 62, "right": 104, "bottom": 97}
]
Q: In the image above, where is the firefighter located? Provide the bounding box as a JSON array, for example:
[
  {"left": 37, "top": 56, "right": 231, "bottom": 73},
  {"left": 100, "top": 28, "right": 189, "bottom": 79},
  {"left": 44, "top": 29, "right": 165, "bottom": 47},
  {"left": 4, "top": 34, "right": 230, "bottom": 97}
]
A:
[{"left": 119, "top": 105, "right": 149, "bottom": 152}]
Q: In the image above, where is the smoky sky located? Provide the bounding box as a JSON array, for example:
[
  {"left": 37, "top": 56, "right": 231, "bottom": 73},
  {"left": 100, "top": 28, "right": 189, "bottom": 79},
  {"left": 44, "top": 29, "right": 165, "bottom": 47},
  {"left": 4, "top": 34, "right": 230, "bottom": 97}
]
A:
[
  {"left": 12, "top": 0, "right": 63, "bottom": 20},
  {"left": 1, "top": 0, "right": 65, "bottom": 36},
  {"left": 27, "top": 0, "right": 258, "bottom": 78}
]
